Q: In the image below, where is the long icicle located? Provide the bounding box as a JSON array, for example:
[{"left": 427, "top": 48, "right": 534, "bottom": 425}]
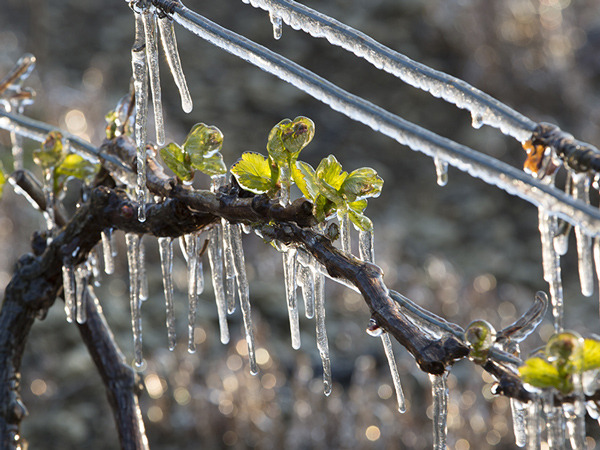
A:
[
  {"left": 299, "top": 263, "right": 314, "bottom": 319},
  {"left": 208, "top": 224, "right": 230, "bottom": 344},
  {"left": 538, "top": 208, "right": 564, "bottom": 332},
  {"left": 222, "top": 218, "right": 237, "bottom": 314},
  {"left": 511, "top": 399, "right": 527, "bottom": 447},
  {"left": 228, "top": 223, "right": 257, "bottom": 374},
  {"left": 138, "top": 238, "right": 148, "bottom": 301},
  {"left": 339, "top": 213, "right": 351, "bottom": 254},
  {"left": 62, "top": 263, "right": 76, "bottom": 323},
  {"left": 75, "top": 264, "right": 89, "bottom": 324},
  {"left": 526, "top": 394, "right": 542, "bottom": 450},
  {"left": 381, "top": 332, "right": 406, "bottom": 413},
  {"left": 358, "top": 229, "right": 374, "bottom": 263},
  {"left": 157, "top": 15, "right": 193, "bottom": 113},
  {"left": 131, "top": 10, "right": 149, "bottom": 222},
  {"left": 101, "top": 229, "right": 115, "bottom": 275},
  {"left": 564, "top": 373, "right": 587, "bottom": 450},
  {"left": 543, "top": 390, "right": 564, "bottom": 449},
  {"left": 571, "top": 172, "right": 594, "bottom": 297},
  {"left": 429, "top": 372, "right": 448, "bottom": 450},
  {"left": 283, "top": 247, "right": 301, "bottom": 349},
  {"left": 314, "top": 258, "right": 332, "bottom": 396},
  {"left": 185, "top": 233, "right": 199, "bottom": 353},
  {"left": 125, "top": 233, "right": 144, "bottom": 369},
  {"left": 158, "top": 237, "right": 176, "bottom": 351},
  {"left": 142, "top": 9, "right": 165, "bottom": 145}
]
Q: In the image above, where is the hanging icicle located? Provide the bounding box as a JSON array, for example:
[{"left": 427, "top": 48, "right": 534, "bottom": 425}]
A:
[
  {"left": 195, "top": 233, "right": 205, "bottom": 297},
  {"left": 158, "top": 237, "right": 176, "bottom": 351},
  {"left": 62, "top": 263, "right": 76, "bottom": 323},
  {"left": 75, "top": 264, "right": 89, "bottom": 324},
  {"left": 157, "top": 15, "right": 193, "bottom": 113},
  {"left": 125, "top": 233, "right": 144, "bottom": 369},
  {"left": 381, "top": 332, "right": 406, "bottom": 413},
  {"left": 184, "top": 233, "right": 199, "bottom": 353},
  {"left": 429, "top": 372, "right": 448, "bottom": 450},
  {"left": 208, "top": 224, "right": 230, "bottom": 345},
  {"left": 141, "top": 7, "right": 165, "bottom": 145},
  {"left": 510, "top": 399, "right": 527, "bottom": 447},
  {"left": 564, "top": 375, "right": 586, "bottom": 450},
  {"left": 314, "top": 264, "right": 332, "bottom": 396},
  {"left": 571, "top": 172, "right": 594, "bottom": 297},
  {"left": 358, "top": 229, "right": 374, "bottom": 263},
  {"left": 526, "top": 394, "right": 542, "bottom": 450},
  {"left": 138, "top": 238, "right": 148, "bottom": 301},
  {"left": 538, "top": 208, "right": 564, "bottom": 331},
  {"left": 228, "top": 223, "right": 257, "bottom": 374},
  {"left": 269, "top": 12, "right": 283, "bottom": 40},
  {"left": 340, "top": 214, "right": 351, "bottom": 254},
  {"left": 131, "top": 8, "right": 149, "bottom": 223},
  {"left": 222, "top": 219, "right": 237, "bottom": 314},
  {"left": 283, "top": 247, "right": 301, "bottom": 350},
  {"left": 299, "top": 263, "right": 315, "bottom": 319},
  {"left": 101, "top": 229, "right": 115, "bottom": 275},
  {"left": 542, "top": 389, "right": 564, "bottom": 449},
  {"left": 433, "top": 157, "right": 448, "bottom": 186}
]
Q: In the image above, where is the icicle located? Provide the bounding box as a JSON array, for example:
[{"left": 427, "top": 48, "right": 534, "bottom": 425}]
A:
[
  {"left": 553, "top": 220, "right": 570, "bottom": 256},
  {"left": 358, "top": 229, "right": 374, "bottom": 263},
  {"left": 542, "top": 390, "right": 564, "bottom": 449},
  {"left": 299, "top": 263, "right": 315, "bottom": 319},
  {"left": 526, "top": 395, "right": 542, "bottom": 450},
  {"left": 131, "top": 11, "right": 149, "bottom": 222},
  {"left": 564, "top": 370, "right": 587, "bottom": 450},
  {"left": 125, "top": 233, "right": 144, "bottom": 368},
  {"left": 158, "top": 237, "right": 176, "bottom": 351},
  {"left": 228, "top": 224, "right": 257, "bottom": 374},
  {"left": 510, "top": 399, "right": 527, "bottom": 447},
  {"left": 208, "top": 225, "right": 230, "bottom": 344},
  {"left": 141, "top": 9, "right": 165, "bottom": 145},
  {"left": 571, "top": 172, "right": 594, "bottom": 297},
  {"left": 283, "top": 247, "right": 301, "bottom": 349},
  {"left": 157, "top": 15, "right": 193, "bottom": 113},
  {"left": 433, "top": 157, "right": 448, "bottom": 186},
  {"left": 538, "top": 208, "right": 564, "bottom": 331},
  {"left": 138, "top": 238, "right": 148, "bottom": 301},
  {"left": 101, "top": 229, "right": 115, "bottom": 275},
  {"left": 75, "top": 264, "right": 89, "bottom": 324},
  {"left": 42, "top": 169, "right": 55, "bottom": 232},
  {"left": 340, "top": 214, "right": 351, "bottom": 254},
  {"left": 381, "top": 332, "right": 406, "bottom": 413},
  {"left": 222, "top": 219, "right": 237, "bottom": 314},
  {"left": 314, "top": 264, "right": 332, "bottom": 396},
  {"left": 269, "top": 12, "right": 283, "bottom": 40},
  {"left": 195, "top": 233, "right": 204, "bottom": 296},
  {"left": 471, "top": 112, "right": 483, "bottom": 129},
  {"left": 429, "top": 372, "right": 448, "bottom": 450},
  {"left": 62, "top": 263, "right": 76, "bottom": 323},
  {"left": 184, "top": 233, "right": 199, "bottom": 353}
]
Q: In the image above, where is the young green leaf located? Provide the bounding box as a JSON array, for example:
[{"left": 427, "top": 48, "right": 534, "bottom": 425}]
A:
[
  {"left": 231, "top": 152, "right": 275, "bottom": 194},
  {"left": 160, "top": 142, "right": 194, "bottom": 183},
  {"left": 582, "top": 338, "right": 600, "bottom": 372},
  {"left": 33, "top": 131, "right": 66, "bottom": 169},
  {"left": 316, "top": 155, "right": 347, "bottom": 190},
  {"left": 346, "top": 208, "right": 373, "bottom": 231},
  {"left": 340, "top": 167, "right": 383, "bottom": 202},
  {"left": 183, "top": 123, "right": 224, "bottom": 158},
  {"left": 267, "top": 116, "right": 315, "bottom": 167},
  {"left": 292, "top": 161, "right": 319, "bottom": 201},
  {"left": 519, "top": 357, "right": 565, "bottom": 392},
  {"left": 54, "top": 154, "right": 100, "bottom": 192}
]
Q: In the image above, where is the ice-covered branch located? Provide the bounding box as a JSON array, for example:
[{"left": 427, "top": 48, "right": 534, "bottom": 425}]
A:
[{"left": 151, "top": 0, "right": 600, "bottom": 236}]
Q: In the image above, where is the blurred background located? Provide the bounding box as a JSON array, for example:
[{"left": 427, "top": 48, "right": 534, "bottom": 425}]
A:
[{"left": 1, "top": 0, "right": 600, "bottom": 448}]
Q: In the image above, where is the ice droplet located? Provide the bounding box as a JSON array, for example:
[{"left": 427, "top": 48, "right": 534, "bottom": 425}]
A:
[
  {"left": 158, "top": 15, "right": 193, "bottom": 113},
  {"left": 381, "top": 332, "right": 406, "bottom": 413},
  {"left": 429, "top": 372, "right": 448, "bottom": 450},
  {"left": 366, "top": 318, "right": 383, "bottom": 337},
  {"left": 142, "top": 9, "right": 165, "bottom": 145},
  {"left": 158, "top": 237, "right": 176, "bottom": 351},
  {"left": 208, "top": 224, "right": 230, "bottom": 345},
  {"left": 471, "top": 112, "right": 483, "bottom": 129},
  {"left": 62, "top": 263, "right": 76, "bottom": 323},
  {"left": 125, "top": 233, "right": 144, "bottom": 368},
  {"left": 283, "top": 247, "right": 301, "bottom": 350},
  {"left": 101, "top": 229, "right": 115, "bottom": 275},
  {"left": 433, "top": 157, "right": 448, "bottom": 186},
  {"left": 131, "top": 12, "right": 149, "bottom": 223},
  {"left": 269, "top": 12, "right": 283, "bottom": 40}
]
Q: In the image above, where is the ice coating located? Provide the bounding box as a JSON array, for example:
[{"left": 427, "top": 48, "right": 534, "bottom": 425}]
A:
[
  {"left": 242, "top": 0, "right": 536, "bottom": 141},
  {"left": 158, "top": 237, "right": 176, "bottom": 351},
  {"left": 283, "top": 247, "right": 301, "bottom": 349},
  {"left": 158, "top": 16, "right": 193, "bottom": 113},
  {"left": 142, "top": 10, "right": 165, "bottom": 146},
  {"left": 538, "top": 209, "right": 564, "bottom": 331},
  {"left": 429, "top": 372, "right": 448, "bottom": 450},
  {"left": 570, "top": 172, "right": 593, "bottom": 297},
  {"left": 381, "top": 332, "right": 406, "bottom": 413},
  {"left": 131, "top": 12, "right": 149, "bottom": 222},
  {"left": 169, "top": 5, "right": 600, "bottom": 236},
  {"left": 125, "top": 233, "right": 144, "bottom": 368},
  {"left": 208, "top": 225, "right": 230, "bottom": 344},
  {"left": 564, "top": 375, "right": 586, "bottom": 450}
]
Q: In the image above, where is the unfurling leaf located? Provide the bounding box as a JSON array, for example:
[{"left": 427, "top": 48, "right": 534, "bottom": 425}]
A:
[
  {"left": 347, "top": 208, "right": 373, "bottom": 231},
  {"left": 340, "top": 167, "right": 383, "bottom": 202},
  {"left": 519, "top": 357, "right": 566, "bottom": 392},
  {"left": 184, "top": 123, "right": 226, "bottom": 176},
  {"left": 316, "top": 155, "right": 347, "bottom": 190},
  {"left": 292, "top": 161, "right": 319, "bottom": 201},
  {"left": 34, "top": 131, "right": 66, "bottom": 169},
  {"left": 267, "top": 116, "right": 315, "bottom": 167},
  {"left": 54, "top": 154, "right": 100, "bottom": 192},
  {"left": 160, "top": 142, "right": 194, "bottom": 183},
  {"left": 231, "top": 152, "right": 276, "bottom": 194}
]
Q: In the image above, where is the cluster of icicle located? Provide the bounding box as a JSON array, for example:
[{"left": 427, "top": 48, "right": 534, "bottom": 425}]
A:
[{"left": 128, "top": 0, "right": 193, "bottom": 222}]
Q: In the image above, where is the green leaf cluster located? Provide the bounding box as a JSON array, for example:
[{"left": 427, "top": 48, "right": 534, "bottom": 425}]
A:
[
  {"left": 33, "top": 131, "right": 66, "bottom": 170},
  {"left": 53, "top": 154, "right": 100, "bottom": 193},
  {"left": 160, "top": 123, "right": 227, "bottom": 183},
  {"left": 519, "top": 333, "right": 600, "bottom": 394}
]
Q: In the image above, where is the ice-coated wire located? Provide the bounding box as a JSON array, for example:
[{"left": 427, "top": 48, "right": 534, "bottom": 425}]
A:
[
  {"left": 381, "top": 332, "right": 406, "bottom": 413},
  {"left": 158, "top": 15, "right": 193, "bottom": 113},
  {"left": 239, "top": 0, "right": 536, "bottom": 141},
  {"left": 131, "top": 11, "right": 149, "bottom": 223},
  {"left": 429, "top": 372, "right": 448, "bottom": 450},
  {"left": 125, "top": 233, "right": 144, "bottom": 368},
  {"left": 283, "top": 247, "right": 301, "bottom": 349},
  {"left": 158, "top": 237, "right": 176, "bottom": 351},
  {"left": 62, "top": 263, "right": 76, "bottom": 323},
  {"left": 571, "top": 172, "right": 594, "bottom": 297},
  {"left": 161, "top": 3, "right": 600, "bottom": 236},
  {"left": 101, "top": 229, "right": 115, "bottom": 275},
  {"left": 142, "top": 9, "right": 165, "bottom": 145},
  {"left": 208, "top": 225, "right": 230, "bottom": 344}
]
